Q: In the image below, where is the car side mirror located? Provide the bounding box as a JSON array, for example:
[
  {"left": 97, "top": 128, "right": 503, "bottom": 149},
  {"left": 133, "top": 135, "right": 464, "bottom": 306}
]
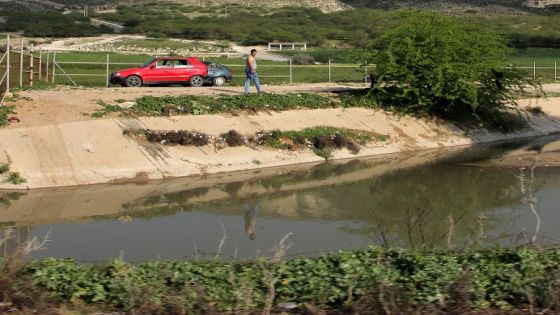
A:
[{"left": 149, "top": 64, "right": 156, "bottom": 69}]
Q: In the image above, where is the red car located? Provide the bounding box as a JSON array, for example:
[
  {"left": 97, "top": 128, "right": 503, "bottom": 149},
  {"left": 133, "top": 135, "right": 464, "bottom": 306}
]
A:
[{"left": 110, "top": 56, "right": 209, "bottom": 87}]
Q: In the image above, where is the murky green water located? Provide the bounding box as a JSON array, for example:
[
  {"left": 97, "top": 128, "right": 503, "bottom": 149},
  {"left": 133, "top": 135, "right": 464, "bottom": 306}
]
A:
[{"left": 1, "top": 136, "right": 560, "bottom": 262}]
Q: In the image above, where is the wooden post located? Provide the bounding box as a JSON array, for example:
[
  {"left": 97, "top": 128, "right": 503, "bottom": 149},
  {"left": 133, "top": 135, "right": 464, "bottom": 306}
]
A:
[
  {"left": 45, "top": 51, "right": 50, "bottom": 83},
  {"left": 29, "top": 44, "right": 34, "bottom": 86},
  {"left": 52, "top": 52, "right": 56, "bottom": 84},
  {"left": 555, "top": 62, "right": 557, "bottom": 82},
  {"left": 289, "top": 58, "right": 292, "bottom": 84},
  {"left": 5, "top": 34, "right": 9, "bottom": 95},
  {"left": 19, "top": 37, "right": 23, "bottom": 87},
  {"left": 106, "top": 54, "right": 110, "bottom": 87},
  {"left": 38, "top": 48, "right": 42, "bottom": 81},
  {"left": 533, "top": 61, "right": 536, "bottom": 80},
  {"left": 328, "top": 59, "right": 331, "bottom": 83},
  {"left": 364, "top": 61, "right": 368, "bottom": 83}
]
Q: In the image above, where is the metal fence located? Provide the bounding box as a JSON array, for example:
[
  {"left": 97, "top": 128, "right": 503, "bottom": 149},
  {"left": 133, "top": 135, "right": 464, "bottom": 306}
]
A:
[
  {"left": 516, "top": 62, "right": 558, "bottom": 81},
  {"left": 50, "top": 55, "right": 369, "bottom": 87},
  {"left": 0, "top": 35, "right": 51, "bottom": 105},
  {"left": 1, "top": 34, "right": 559, "bottom": 106}
]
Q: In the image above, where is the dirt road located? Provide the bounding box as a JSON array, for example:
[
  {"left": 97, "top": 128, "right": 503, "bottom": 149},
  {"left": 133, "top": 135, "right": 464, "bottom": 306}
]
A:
[{"left": 5, "top": 83, "right": 366, "bottom": 128}]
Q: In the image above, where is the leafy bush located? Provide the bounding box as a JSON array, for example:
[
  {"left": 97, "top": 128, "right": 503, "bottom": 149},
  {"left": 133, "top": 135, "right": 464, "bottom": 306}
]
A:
[
  {"left": 370, "top": 12, "right": 539, "bottom": 126},
  {"left": 15, "top": 248, "right": 560, "bottom": 313}
]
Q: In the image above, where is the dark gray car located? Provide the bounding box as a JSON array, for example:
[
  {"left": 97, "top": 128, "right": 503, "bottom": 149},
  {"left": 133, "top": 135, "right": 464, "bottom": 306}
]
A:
[{"left": 203, "top": 61, "right": 233, "bottom": 86}]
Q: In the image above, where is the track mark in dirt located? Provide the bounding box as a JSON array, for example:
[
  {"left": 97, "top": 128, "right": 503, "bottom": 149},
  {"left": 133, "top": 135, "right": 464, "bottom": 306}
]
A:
[{"left": 389, "top": 124, "right": 421, "bottom": 150}]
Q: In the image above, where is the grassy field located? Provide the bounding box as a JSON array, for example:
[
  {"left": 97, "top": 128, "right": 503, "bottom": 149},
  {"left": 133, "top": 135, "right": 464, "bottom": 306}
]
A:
[
  {"left": 48, "top": 51, "right": 365, "bottom": 86},
  {"left": 510, "top": 48, "right": 560, "bottom": 81},
  {"left": 43, "top": 48, "right": 559, "bottom": 87}
]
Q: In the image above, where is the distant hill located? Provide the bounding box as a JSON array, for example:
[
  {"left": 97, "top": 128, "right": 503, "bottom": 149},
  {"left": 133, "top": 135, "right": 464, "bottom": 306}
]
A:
[
  {"left": 339, "top": 0, "right": 558, "bottom": 15},
  {"left": 1, "top": 0, "right": 559, "bottom": 14},
  {"left": 0, "top": 0, "right": 116, "bottom": 11}
]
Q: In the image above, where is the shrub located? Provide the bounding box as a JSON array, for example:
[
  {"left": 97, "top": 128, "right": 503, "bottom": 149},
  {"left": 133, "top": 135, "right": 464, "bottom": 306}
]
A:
[
  {"left": 221, "top": 130, "right": 245, "bottom": 146},
  {"left": 370, "top": 12, "right": 539, "bottom": 125}
]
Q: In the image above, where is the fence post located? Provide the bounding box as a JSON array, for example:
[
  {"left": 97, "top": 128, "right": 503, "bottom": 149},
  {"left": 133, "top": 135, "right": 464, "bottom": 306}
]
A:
[
  {"left": 19, "top": 37, "right": 23, "bottom": 87},
  {"left": 533, "top": 61, "right": 536, "bottom": 80},
  {"left": 289, "top": 58, "right": 292, "bottom": 84},
  {"left": 328, "top": 59, "right": 331, "bottom": 83},
  {"left": 555, "top": 62, "right": 557, "bottom": 82},
  {"left": 45, "top": 51, "right": 50, "bottom": 83},
  {"left": 52, "top": 52, "right": 56, "bottom": 84},
  {"left": 38, "top": 48, "right": 42, "bottom": 81},
  {"left": 106, "top": 54, "right": 110, "bottom": 87},
  {"left": 5, "top": 34, "right": 9, "bottom": 95},
  {"left": 364, "top": 61, "right": 368, "bottom": 83},
  {"left": 29, "top": 44, "right": 33, "bottom": 86}
]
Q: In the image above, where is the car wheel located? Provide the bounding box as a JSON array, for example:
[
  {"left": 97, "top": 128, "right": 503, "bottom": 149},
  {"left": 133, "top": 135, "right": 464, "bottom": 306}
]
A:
[
  {"left": 125, "top": 75, "right": 142, "bottom": 87},
  {"left": 189, "top": 75, "right": 204, "bottom": 87},
  {"left": 213, "top": 76, "right": 226, "bottom": 86}
]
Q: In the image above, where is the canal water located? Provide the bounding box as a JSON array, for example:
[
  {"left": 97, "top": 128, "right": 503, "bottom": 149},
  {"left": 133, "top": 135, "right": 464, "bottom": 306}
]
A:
[{"left": 1, "top": 136, "right": 560, "bottom": 262}]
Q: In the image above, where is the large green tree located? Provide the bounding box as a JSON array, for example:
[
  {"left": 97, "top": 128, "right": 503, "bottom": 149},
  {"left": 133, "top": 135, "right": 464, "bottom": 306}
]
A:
[{"left": 371, "top": 12, "right": 538, "bottom": 123}]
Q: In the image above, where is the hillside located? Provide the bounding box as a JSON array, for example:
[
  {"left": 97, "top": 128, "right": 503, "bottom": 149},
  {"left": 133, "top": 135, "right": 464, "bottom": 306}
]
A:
[
  {"left": 0, "top": 0, "right": 116, "bottom": 11},
  {"left": 2, "top": 0, "right": 560, "bottom": 13}
]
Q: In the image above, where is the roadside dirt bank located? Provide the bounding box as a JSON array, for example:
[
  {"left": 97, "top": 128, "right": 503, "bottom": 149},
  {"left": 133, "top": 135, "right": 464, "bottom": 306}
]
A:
[{"left": 1, "top": 84, "right": 560, "bottom": 189}]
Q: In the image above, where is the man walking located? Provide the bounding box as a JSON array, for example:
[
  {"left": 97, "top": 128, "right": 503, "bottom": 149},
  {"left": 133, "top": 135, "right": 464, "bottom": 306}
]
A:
[{"left": 245, "top": 49, "right": 262, "bottom": 94}]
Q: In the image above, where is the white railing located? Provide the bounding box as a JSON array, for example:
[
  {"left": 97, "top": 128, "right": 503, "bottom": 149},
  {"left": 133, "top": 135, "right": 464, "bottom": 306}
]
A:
[{"left": 267, "top": 42, "right": 307, "bottom": 51}]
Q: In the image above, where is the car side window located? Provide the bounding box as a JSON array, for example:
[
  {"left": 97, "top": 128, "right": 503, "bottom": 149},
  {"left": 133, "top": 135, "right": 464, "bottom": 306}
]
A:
[
  {"left": 174, "top": 59, "right": 193, "bottom": 68},
  {"left": 156, "top": 60, "right": 173, "bottom": 68}
]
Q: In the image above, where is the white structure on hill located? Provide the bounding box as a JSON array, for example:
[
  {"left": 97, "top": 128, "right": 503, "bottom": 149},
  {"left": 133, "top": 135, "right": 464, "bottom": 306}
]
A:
[{"left": 526, "top": 0, "right": 560, "bottom": 8}]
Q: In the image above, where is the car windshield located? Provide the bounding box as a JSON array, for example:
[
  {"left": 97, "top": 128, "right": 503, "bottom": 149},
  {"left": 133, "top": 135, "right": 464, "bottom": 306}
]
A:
[{"left": 141, "top": 58, "right": 157, "bottom": 68}]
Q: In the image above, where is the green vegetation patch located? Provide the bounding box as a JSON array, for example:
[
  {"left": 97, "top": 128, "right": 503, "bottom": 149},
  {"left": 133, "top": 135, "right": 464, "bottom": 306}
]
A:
[
  {"left": 256, "top": 126, "right": 386, "bottom": 157},
  {"left": 0, "top": 105, "right": 15, "bottom": 127},
  {"left": 0, "top": 11, "right": 113, "bottom": 37},
  {"left": 124, "top": 126, "right": 388, "bottom": 159},
  {"left": 91, "top": 92, "right": 381, "bottom": 118},
  {"left": 101, "top": 3, "right": 560, "bottom": 50},
  {"left": 90, "top": 100, "right": 123, "bottom": 118},
  {"left": 131, "top": 93, "right": 336, "bottom": 116},
  {"left": 0, "top": 163, "right": 27, "bottom": 185},
  {"left": 3, "top": 247, "right": 560, "bottom": 313}
]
